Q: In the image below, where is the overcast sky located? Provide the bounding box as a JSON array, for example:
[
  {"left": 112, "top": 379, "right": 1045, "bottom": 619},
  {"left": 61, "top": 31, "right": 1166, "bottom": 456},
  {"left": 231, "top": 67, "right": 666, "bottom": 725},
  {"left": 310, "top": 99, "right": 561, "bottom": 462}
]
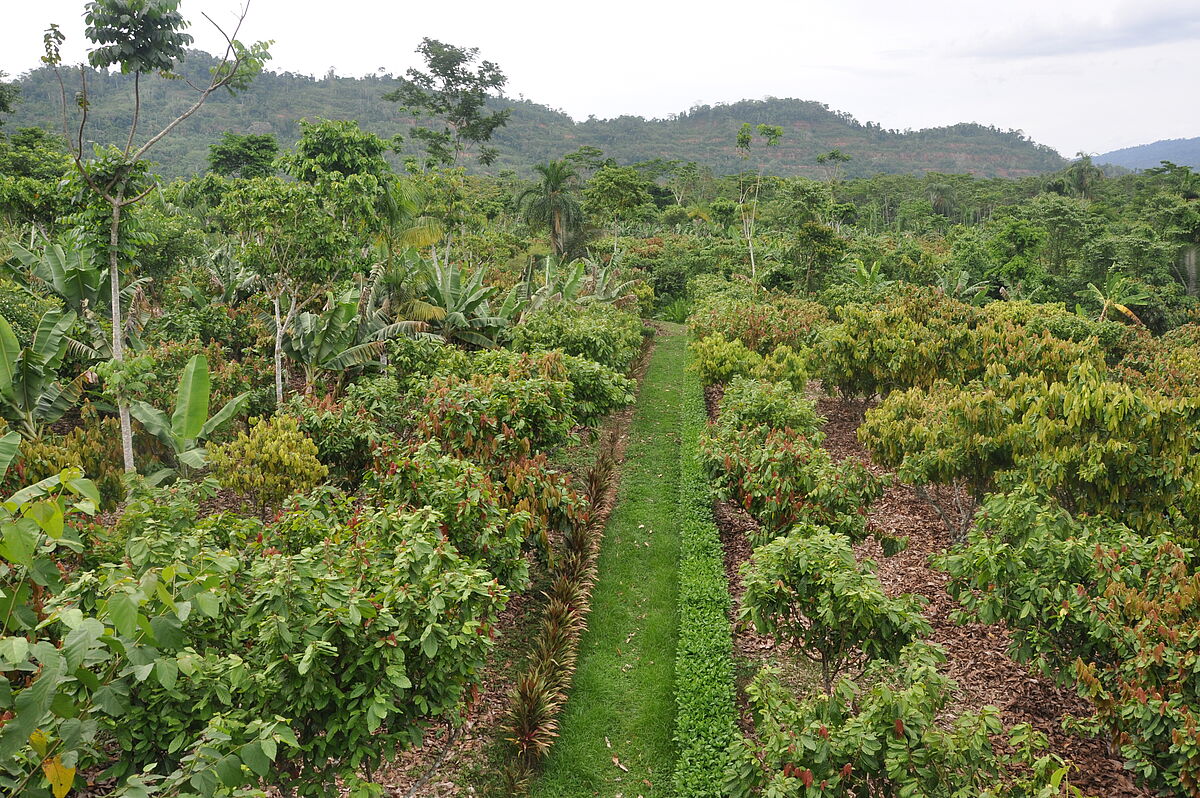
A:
[{"left": 1, "top": 0, "right": 1196, "bottom": 157}]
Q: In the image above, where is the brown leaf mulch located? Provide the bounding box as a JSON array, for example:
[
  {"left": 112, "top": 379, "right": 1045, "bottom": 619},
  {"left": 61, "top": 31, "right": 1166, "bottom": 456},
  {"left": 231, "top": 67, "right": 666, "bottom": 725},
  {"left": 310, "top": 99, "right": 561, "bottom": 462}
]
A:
[{"left": 811, "top": 393, "right": 1152, "bottom": 798}]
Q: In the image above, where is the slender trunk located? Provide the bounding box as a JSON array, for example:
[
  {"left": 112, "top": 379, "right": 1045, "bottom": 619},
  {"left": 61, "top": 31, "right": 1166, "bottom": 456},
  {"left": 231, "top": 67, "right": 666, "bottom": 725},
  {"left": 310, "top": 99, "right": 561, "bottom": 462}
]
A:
[
  {"left": 110, "top": 196, "right": 136, "bottom": 473},
  {"left": 1184, "top": 245, "right": 1198, "bottom": 297},
  {"left": 273, "top": 294, "right": 286, "bottom": 406}
]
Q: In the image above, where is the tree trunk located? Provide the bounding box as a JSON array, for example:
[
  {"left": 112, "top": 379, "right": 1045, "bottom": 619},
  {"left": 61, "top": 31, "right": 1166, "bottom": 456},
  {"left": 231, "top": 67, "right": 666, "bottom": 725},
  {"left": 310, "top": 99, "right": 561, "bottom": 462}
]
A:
[
  {"left": 1184, "top": 245, "right": 1198, "bottom": 297},
  {"left": 109, "top": 197, "right": 136, "bottom": 473},
  {"left": 273, "top": 294, "right": 286, "bottom": 406}
]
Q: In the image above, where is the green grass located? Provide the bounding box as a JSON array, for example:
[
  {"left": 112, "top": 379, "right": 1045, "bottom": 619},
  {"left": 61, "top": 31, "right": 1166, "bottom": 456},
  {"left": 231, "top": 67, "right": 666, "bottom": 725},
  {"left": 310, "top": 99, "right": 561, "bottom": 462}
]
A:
[{"left": 529, "top": 324, "right": 688, "bottom": 798}]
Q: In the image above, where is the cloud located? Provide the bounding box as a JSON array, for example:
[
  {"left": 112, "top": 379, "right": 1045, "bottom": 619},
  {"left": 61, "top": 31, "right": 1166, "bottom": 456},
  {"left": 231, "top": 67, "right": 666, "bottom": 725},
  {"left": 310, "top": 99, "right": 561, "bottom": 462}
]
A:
[{"left": 966, "top": 1, "right": 1200, "bottom": 59}]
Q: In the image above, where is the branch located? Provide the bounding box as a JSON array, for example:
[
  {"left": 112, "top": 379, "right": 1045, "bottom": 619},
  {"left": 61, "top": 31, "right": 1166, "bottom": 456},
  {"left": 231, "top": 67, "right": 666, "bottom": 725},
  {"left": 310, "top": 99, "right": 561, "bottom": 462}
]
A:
[
  {"left": 132, "top": 3, "right": 251, "bottom": 162},
  {"left": 124, "top": 70, "right": 141, "bottom": 157}
]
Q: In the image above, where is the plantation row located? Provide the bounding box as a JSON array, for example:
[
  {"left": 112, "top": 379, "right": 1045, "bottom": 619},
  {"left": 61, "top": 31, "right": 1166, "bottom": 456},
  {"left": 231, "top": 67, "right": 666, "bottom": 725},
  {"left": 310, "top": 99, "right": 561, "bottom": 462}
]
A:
[
  {"left": 0, "top": 295, "right": 648, "bottom": 796},
  {"left": 679, "top": 278, "right": 1200, "bottom": 797}
]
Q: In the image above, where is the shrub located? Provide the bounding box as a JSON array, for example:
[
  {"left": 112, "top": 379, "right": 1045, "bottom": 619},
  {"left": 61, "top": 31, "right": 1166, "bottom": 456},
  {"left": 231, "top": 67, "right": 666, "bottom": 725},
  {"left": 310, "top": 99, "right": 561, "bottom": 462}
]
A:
[
  {"left": 0, "top": 276, "right": 60, "bottom": 341},
  {"left": 689, "top": 334, "right": 808, "bottom": 390},
  {"left": 700, "top": 425, "right": 882, "bottom": 546},
  {"left": 740, "top": 527, "right": 929, "bottom": 693},
  {"left": 15, "top": 402, "right": 125, "bottom": 508},
  {"left": 286, "top": 394, "right": 381, "bottom": 487},
  {"left": 418, "top": 371, "right": 575, "bottom": 464},
  {"left": 717, "top": 377, "right": 823, "bottom": 438},
  {"left": 726, "top": 643, "right": 1077, "bottom": 798},
  {"left": 107, "top": 505, "right": 507, "bottom": 796},
  {"left": 209, "top": 414, "right": 327, "bottom": 515},
  {"left": 470, "top": 349, "right": 635, "bottom": 429},
  {"left": 509, "top": 303, "right": 644, "bottom": 371},
  {"left": 689, "top": 293, "right": 828, "bottom": 352},
  {"left": 370, "top": 441, "right": 530, "bottom": 588},
  {"left": 940, "top": 489, "right": 1200, "bottom": 795}
]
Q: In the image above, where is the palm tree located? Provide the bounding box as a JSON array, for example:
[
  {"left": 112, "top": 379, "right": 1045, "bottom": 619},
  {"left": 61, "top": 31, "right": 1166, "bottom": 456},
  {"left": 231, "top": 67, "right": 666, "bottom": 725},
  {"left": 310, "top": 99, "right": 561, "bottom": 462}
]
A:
[{"left": 517, "top": 160, "right": 583, "bottom": 258}]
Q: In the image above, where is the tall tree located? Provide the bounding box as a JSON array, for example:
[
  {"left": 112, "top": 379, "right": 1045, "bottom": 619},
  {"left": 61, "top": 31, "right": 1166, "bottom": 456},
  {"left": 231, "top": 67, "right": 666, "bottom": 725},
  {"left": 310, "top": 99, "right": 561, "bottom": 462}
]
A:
[
  {"left": 207, "top": 131, "right": 278, "bottom": 178},
  {"left": 736, "top": 123, "right": 783, "bottom": 289},
  {"left": 384, "top": 38, "right": 510, "bottom": 167},
  {"left": 42, "top": 0, "right": 270, "bottom": 472},
  {"left": 0, "top": 71, "right": 18, "bottom": 122},
  {"left": 517, "top": 159, "right": 583, "bottom": 259}
]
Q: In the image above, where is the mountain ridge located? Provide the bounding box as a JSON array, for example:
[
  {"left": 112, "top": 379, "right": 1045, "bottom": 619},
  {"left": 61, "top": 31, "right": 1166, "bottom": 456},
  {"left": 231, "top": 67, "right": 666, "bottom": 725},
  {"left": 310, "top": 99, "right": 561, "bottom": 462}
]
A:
[
  {"left": 1095, "top": 137, "right": 1200, "bottom": 171},
  {"left": 3, "top": 49, "right": 1068, "bottom": 179}
]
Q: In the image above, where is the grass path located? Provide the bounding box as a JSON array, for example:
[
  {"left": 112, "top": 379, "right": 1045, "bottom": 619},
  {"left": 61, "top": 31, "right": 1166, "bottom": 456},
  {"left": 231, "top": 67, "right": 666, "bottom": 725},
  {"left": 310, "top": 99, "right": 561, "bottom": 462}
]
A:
[{"left": 530, "top": 324, "right": 688, "bottom": 798}]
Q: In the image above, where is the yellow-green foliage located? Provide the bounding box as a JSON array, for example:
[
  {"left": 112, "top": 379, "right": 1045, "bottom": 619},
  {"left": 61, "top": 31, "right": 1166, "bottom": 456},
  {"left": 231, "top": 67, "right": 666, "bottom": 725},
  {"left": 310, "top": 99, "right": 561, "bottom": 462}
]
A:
[
  {"left": 689, "top": 333, "right": 808, "bottom": 390},
  {"left": 15, "top": 402, "right": 125, "bottom": 508},
  {"left": 209, "top": 414, "right": 327, "bottom": 513}
]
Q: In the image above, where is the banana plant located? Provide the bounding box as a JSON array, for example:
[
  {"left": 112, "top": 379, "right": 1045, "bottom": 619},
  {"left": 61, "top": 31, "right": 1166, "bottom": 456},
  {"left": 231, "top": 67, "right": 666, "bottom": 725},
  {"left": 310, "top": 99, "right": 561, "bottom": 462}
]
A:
[
  {"left": 421, "top": 260, "right": 507, "bottom": 349},
  {"left": 0, "top": 310, "right": 85, "bottom": 441},
  {"left": 284, "top": 290, "right": 388, "bottom": 392},
  {"left": 936, "top": 268, "right": 990, "bottom": 305},
  {"left": 6, "top": 239, "right": 149, "bottom": 360},
  {"left": 129, "top": 354, "right": 249, "bottom": 480},
  {"left": 582, "top": 260, "right": 638, "bottom": 305},
  {"left": 1075, "top": 271, "right": 1150, "bottom": 324},
  {"left": 0, "top": 430, "right": 19, "bottom": 480}
]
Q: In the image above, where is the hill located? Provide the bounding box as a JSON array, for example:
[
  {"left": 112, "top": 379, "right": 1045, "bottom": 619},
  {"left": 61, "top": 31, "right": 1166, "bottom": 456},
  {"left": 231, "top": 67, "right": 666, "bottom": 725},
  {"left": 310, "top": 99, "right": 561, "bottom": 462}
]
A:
[
  {"left": 1095, "top": 137, "right": 1200, "bottom": 171},
  {"left": 3, "top": 50, "right": 1068, "bottom": 179}
]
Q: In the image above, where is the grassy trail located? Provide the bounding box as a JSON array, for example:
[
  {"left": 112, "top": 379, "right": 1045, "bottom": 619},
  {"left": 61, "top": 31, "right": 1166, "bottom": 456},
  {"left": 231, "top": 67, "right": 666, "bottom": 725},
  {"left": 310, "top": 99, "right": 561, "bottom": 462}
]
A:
[{"left": 530, "top": 324, "right": 687, "bottom": 798}]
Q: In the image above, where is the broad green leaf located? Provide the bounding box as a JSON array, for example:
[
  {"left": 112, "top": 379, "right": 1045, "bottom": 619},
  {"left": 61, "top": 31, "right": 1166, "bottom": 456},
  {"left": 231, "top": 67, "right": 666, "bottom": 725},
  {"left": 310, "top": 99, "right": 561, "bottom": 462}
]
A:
[
  {"left": 171, "top": 355, "right": 211, "bottom": 442},
  {"left": 0, "top": 431, "right": 20, "bottom": 481},
  {"left": 107, "top": 592, "right": 138, "bottom": 637},
  {"left": 1, "top": 518, "right": 39, "bottom": 567},
  {"left": 0, "top": 316, "right": 18, "bottom": 391},
  {"left": 129, "top": 402, "right": 175, "bottom": 450},
  {"left": 199, "top": 392, "right": 250, "bottom": 440}
]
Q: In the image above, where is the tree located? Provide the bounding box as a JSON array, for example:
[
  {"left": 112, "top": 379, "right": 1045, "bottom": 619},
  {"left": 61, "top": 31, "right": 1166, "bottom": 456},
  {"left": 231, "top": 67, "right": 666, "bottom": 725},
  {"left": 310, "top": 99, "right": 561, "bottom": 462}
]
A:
[
  {"left": 740, "top": 527, "right": 929, "bottom": 693},
  {"left": 816, "top": 148, "right": 851, "bottom": 183},
  {"left": 0, "top": 71, "right": 18, "bottom": 122},
  {"left": 218, "top": 176, "right": 346, "bottom": 404},
  {"left": 734, "top": 123, "right": 783, "bottom": 289},
  {"left": 384, "top": 38, "right": 510, "bottom": 167},
  {"left": 583, "top": 165, "right": 654, "bottom": 244},
  {"left": 41, "top": 0, "right": 270, "bottom": 472},
  {"left": 517, "top": 160, "right": 583, "bottom": 259},
  {"left": 279, "top": 118, "right": 390, "bottom": 183},
  {"left": 207, "top": 131, "right": 278, "bottom": 178}
]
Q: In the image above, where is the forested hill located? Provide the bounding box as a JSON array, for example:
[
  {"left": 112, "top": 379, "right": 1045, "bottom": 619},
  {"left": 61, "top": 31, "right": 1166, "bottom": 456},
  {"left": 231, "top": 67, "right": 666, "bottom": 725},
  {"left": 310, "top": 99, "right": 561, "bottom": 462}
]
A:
[
  {"left": 1095, "top": 137, "right": 1200, "bottom": 171},
  {"left": 4, "top": 49, "right": 1067, "bottom": 179}
]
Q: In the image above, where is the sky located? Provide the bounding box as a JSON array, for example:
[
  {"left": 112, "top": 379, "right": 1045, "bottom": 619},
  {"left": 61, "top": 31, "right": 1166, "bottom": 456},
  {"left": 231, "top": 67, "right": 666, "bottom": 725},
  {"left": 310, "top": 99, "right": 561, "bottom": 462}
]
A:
[{"left": 0, "top": 0, "right": 1197, "bottom": 158}]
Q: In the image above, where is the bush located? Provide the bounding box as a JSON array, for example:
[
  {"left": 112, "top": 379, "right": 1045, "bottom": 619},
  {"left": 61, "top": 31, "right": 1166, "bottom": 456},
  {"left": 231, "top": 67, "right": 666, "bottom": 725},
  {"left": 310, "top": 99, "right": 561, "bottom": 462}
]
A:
[
  {"left": 0, "top": 277, "right": 59, "bottom": 341},
  {"left": 726, "top": 643, "right": 1077, "bottom": 798},
  {"left": 107, "top": 504, "right": 508, "bottom": 796},
  {"left": 741, "top": 527, "right": 929, "bottom": 693},
  {"left": 14, "top": 402, "right": 125, "bottom": 509},
  {"left": 689, "top": 292, "right": 828, "bottom": 352},
  {"left": 509, "top": 303, "right": 644, "bottom": 371},
  {"left": 700, "top": 424, "right": 882, "bottom": 546},
  {"left": 672, "top": 366, "right": 738, "bottom": 798},
  {"left": 286, "top": 394, "right": 381, "bottom": 487},
  {"left": 689, "top": 334, "right": 808, "bottom": 390},
  {"left": 812, "top": 290, "right": 1104, "bottom": 400},
  {"left": 209, "top": 414, "right": 327, "bottom": 515},
  {"left": 469, "top": 349, "right": 635, "bottom": 429},
  {"left": 370, "top": 441, "right": 531, "bottom": 588},
  {"left": 940, "top": 489, "right": 1200, "bottom": 796},
  {"left": 717, "top": 377, "right": 823, "bottom": 438},
  {"left": 418, "top": 371, "right": 575, "bottom": 464}
]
